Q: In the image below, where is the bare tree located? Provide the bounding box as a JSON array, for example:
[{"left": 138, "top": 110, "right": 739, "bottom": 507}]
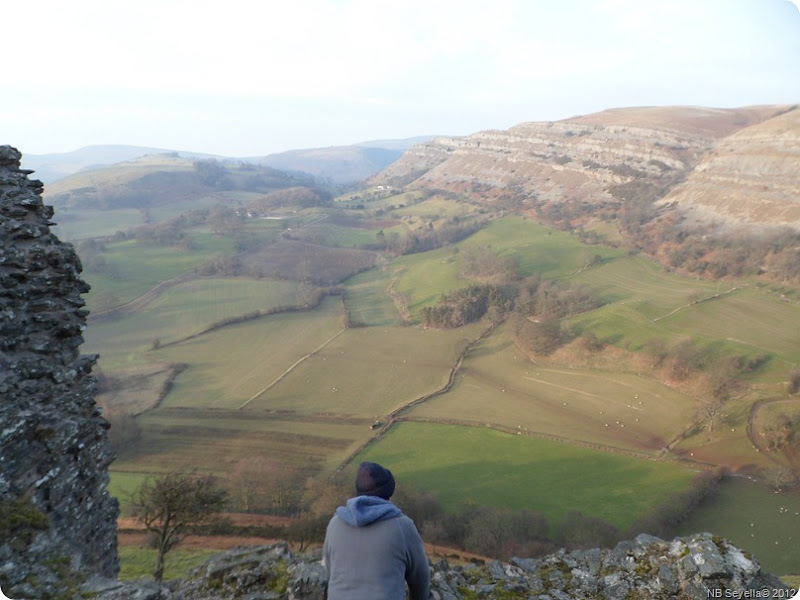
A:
[
  {"left": 130, "top": 470, "right": 227, "bottom": 581},
  {"left": 696, "top": 397, "right": 725, "bottom": 438}
]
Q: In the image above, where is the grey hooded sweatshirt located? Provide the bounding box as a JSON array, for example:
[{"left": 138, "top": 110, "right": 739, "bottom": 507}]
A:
[{"left": 323, "top": 495, "right": 430, "bottom": 600}]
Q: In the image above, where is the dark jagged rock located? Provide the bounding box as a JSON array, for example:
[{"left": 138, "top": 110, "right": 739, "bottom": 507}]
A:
[
  {"left": 0, "top": 145, "right": 118, "bottom": 598},
  {"left": 93, "top": 533, "right": 791, "bottom": 600}
]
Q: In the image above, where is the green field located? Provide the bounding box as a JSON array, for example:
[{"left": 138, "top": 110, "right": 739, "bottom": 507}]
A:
[
  {"left": 52, "top": 207, "right": 145, "bottom": 240},
  {"left": 464, "top": 217, "right": 622, "bottom": 279},
  {"left": 113, "top": 408, "right": 367, "bottom": 476},
  {"left": 82, "top": 235, "right": 237, "bottom": 310},
  {"left": 153, "top": 295, "right": 345, "bottom": 408},
  {"left": 242, "top": 323, "right": 484, "bottom": 416},
  {"left": 392, "top": 247, "right": 467, "bottom": 316},
  {"left": 392, "top": 195, "right": 482, "bottom": 221},
  {"left": 67, "top": 199, "right": 798, "bottom": 577},
  {"left": 107, "top": 472, "right": 150, "bottom": 514},
  {"left": 678, "top": 476, "right": 800, "bottom": 575},
  {"left": 85, "top": 278, "right": 314, "bottom": 370},
  {"left": 344, "top": 267, "right": 402, "bottom": 327},
  {"left": 570, "top": 257, "right": 800, "bottom": 378},
  {"left": 357, "top": 422, "right": 695, "bottom": 532},
  {"left": 111, "top": 297, "right": 484, "bottom": 478},
  {"left": 410, "top": 322, "right": 698, "bottom": 455}
]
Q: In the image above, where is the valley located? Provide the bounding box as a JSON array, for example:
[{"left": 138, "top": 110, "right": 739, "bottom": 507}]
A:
[{"left": 42, "top": 105, "right": 800, "bottom": 579}]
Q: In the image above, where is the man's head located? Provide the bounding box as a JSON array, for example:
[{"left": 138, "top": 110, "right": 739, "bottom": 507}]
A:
[{"left": 355, "top": 461, "right": 396, "bottom": 499}]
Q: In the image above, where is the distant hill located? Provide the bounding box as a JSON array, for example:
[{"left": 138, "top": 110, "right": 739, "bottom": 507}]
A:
[
  {"left": 21, "top": 145, "right": 220, "bottom": 183},
  {"left": 373, "top": 105, "right": 800, "bottom": 231},
  {"left": 253, "top": 136, "right": 435, "bottom": 184},
  {"left": 23, "top": 136, "right": 433, "bottom": 185}
]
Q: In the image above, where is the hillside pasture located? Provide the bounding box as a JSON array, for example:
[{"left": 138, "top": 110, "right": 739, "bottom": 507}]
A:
[
  {"left": 357, "top": 422, "right": 695, "bottom": 532},
  {"left": 392, "top": 195, "right": 481, "bottom": 220},
  {"left": 571, "top": 254, "right": 721, "bottom": 314},
  {"left": 45, "top": 154, "right": 196, "bottom": 197},
  {"left": 570, "top": 262, "right": 800, "bottom": 379},
  {"left": 344, "top": 267, "right": 402, "bottom": 327},
  {"left": 657, "top": 286, "right": 800, "bottom": 378},
  {"left": 336, "top": 190, "right": 425, "bottom": 210},
  {"left": 289, "top": 221, "right": 384, "bottom": 248},
  {"left": 392, "top": 247, "right": 468, "bottom": 317},
  {"left": 677, "top": 476, "right": 800, "bottom": 576},
  {"left": 113, "top": 408, "right": 366, "bottom": 477},
  {"left": 408, "top": 322, "right": 698, "bottom": 455},
  {"left": 242, "top": 323, "right": 485, "bottom": 417},
  {"left": 386, "top": 216, "right": 625, "bottom": 319},
  {"left": 462, "top": 217, "right": 623, "bottom": 279},
  {"left": 239, "top": 239, "right": 380, "bottom": 285},
  {"left": 153, "top": 295, "right": 345, "bottom": 409},
  {"left": 52, "top": 207, "right": 145, "bottom": 241},
  {"left": 82, "top": 235, "right": 237, "bottom": 310},
  {"left": 85, "top": 277, "right": 314, "bottom": 370}
]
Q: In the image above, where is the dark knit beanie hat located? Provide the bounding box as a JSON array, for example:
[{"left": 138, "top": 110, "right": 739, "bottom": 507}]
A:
[{"left": 355, "top": 461, "right": 396, "bottom": 499}]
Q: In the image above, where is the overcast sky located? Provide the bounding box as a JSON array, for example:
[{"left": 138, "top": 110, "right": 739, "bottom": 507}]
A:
[{"left": 3, "top": 0, "right": 799, "bottom": 157}]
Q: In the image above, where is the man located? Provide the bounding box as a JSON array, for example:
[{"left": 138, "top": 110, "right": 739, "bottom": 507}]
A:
[{"left": 323, "top": 461, "right": 430, "bottom": 600}]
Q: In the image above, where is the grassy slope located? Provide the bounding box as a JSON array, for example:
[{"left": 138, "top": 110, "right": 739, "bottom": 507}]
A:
[
  {"left": 677, "top": 476, "right": 800, "bottom": 576},
  {"left": 357, "top": 422, "right": 694, "bottom": 532},
  {"left": 344, "top": 267, "right": 401, "bottom": 327},
  {"left": 152, "top": 295, "right": 345, "bottom": 408},
  {"left": 78, "top": 210, "right": 799, "bottom": 575},
  {"left": 410, "top": 321, "right": 697, "bottom": 455},
  {"left": 86, "top": 278, "right": 313, "bottom": 370},
  {"left": 82, "top": 234, "right": 237, "bottom": 310}
]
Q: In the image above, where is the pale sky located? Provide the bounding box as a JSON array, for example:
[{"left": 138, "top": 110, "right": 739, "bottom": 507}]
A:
[{"left": 3, "top": 0, "right": 799, "bottom": 157}]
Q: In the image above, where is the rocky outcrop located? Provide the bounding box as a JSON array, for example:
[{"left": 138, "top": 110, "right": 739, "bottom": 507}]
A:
[
  {"left": 90, "top": 533, "right": 791, "bottom": 600},
  {"left": 373, "top": 105, "right": 799, "bottom": 230},
  {"left": 0, "top": 145, "right": 118, "bottom": 598}
]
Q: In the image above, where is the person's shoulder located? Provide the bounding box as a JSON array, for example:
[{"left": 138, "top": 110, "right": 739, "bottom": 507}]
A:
[{"left": 395, "top": 512, "right": 421, "bottom": 531}]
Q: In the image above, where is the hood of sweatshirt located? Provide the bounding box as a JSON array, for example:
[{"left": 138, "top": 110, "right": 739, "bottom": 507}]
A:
[{"left": 334, "top": 495, "right": 402, "bottom": 527}]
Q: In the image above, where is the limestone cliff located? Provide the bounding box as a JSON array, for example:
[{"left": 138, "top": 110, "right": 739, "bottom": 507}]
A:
[
  {"left": 373, "top": 105, "right": 799, "bottom": 230},
  {"left": 658, "top": 107, "right": 800, "bottom": 228},
  {"left": 0, "top": 146, "right": 118, "bottom": 598}
]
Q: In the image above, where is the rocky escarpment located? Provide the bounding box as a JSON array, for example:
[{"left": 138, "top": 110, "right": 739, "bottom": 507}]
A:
[
  {"left": 658, "top": 106, "right": 800, "bottom": 228},
  {"left": 91, "top": 533, "right": 791, "bottom": 600},
  {"left": 373, "top": 105, "right": 798, "bottom": 230},
  {"left": 0, "top": 146, "right": 118, "bottom": 598}
]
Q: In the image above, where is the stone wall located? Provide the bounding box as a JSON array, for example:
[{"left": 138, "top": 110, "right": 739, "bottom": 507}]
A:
[{"left": 0, "top": 145, "right": 118, "bottom": 598}]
